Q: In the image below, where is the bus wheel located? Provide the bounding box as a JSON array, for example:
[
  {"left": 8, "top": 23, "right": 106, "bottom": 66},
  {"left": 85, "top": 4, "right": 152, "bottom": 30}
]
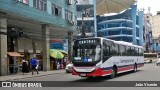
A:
[
  {"left": 110, "top": 67, "right": 116, "bottom": 79},
  {"left": 133, "top": 64, "right": 137, "bottom": 72}
]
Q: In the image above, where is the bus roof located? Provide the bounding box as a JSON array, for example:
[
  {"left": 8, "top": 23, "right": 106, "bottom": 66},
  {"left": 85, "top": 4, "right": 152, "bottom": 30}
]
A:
[
  {"left": 74, "top": 37, "right": 143, "bottom": 49},
  {"left": 114, "top": 41, "right": 143, "bottom": 49}
]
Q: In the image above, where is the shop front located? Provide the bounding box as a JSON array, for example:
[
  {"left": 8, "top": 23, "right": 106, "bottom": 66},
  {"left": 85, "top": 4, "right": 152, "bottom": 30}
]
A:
[
  {"left": 50, "top": 49, "right": 68, "bottom": 70},
  {"left": 7, "top": 52, "right": 24, "bottom": 74},
  {"left": 50, "top": 39, "right": 67, "bottom": 70}
]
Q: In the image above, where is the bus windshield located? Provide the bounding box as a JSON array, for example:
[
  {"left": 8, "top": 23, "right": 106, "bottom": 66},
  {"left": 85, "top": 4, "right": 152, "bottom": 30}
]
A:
[{"left": 73, "top": 44, "right": 101, "bottom": 62}]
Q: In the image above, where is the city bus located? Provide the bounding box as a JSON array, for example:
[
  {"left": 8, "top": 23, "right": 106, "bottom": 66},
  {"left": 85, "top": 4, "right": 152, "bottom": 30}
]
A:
[
  {"left": 144, "top": 53, "right": 158, "bottom": 63},
  {"left": 72, "top": 37, "right": 144, "bottom": 78}
]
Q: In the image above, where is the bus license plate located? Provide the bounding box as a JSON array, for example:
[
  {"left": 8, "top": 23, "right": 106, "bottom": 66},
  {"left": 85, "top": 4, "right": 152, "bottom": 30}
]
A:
[{"left": 80, "top": 74, "right": 86, "bottom": 76}]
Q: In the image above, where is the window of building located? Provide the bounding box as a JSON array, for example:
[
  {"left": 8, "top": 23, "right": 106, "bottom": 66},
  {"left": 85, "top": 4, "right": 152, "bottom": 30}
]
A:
[
  {"left": 136, "top": 28, "right": 139, "bottom": 37},
  {"left": 65, "top": 10, "right": 73, "bottom": 20},
  {"left": 137, "top": 40, "right": 140, "bottom": 45},
  {"left": 33, "top": 0, "right": 47, "bottom": 12},
  {"left": 17, "top": 0, "right": 29, "bottom": 4},
  {"left": 136, "top": 16, "right": 139, "bottom": 25},
  {"left": 52, "top": 4, "right": 62, "bottom": 17},
  {"left": 67, "top": 0, "right": 73, "bottom": 5}
]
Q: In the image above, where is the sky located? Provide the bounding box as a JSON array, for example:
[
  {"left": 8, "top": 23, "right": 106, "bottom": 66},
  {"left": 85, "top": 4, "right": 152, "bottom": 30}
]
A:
[{"left": 137, "top": 0, "right": 160, "bottom": 15}]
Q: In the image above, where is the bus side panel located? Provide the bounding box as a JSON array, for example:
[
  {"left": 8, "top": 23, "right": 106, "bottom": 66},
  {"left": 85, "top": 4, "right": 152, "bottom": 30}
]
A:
[
  {"left": 72, "top": 57, "right": 144, "bottom": 77},
  {"left": 101, "top": 56, "right": 144, "bottom": 74}
]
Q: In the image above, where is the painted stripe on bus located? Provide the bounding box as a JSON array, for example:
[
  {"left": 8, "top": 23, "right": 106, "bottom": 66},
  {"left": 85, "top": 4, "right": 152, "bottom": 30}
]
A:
[
  {"left": 102, "top": 63, "right": 144, "bottom": 72},
  {"left": 72, "top": 63, "right": 144, "bottom": 76}
]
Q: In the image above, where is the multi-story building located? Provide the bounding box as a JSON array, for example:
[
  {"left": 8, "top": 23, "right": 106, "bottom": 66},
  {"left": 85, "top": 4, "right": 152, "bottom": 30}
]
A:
[
  {"left": 97, "top": 5, "right": 144, "bottom": 46},
  {"left": 76, "top": 0, "right": 94, "bottom": 37},
  {"left": 149, "top": 12, "right": 160, "bottom": 41},
  {"left": 0, "top": 0, "right": 77, "bottom": 75}
]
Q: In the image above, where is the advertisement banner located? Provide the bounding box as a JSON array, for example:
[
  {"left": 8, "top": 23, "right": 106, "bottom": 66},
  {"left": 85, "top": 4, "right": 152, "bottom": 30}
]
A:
[{"left": 50, "top": 39, "right": 68, "bottom": 52}]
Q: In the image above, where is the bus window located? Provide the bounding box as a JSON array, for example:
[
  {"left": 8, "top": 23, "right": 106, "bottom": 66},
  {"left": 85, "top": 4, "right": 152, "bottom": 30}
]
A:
[
  {"left": 135, "top": 47, "right": 139, "bottom": 56},
  {"left": 111, "top": 43, "right": 119, "bottom": 56},
  {"left": 144, "top": 53, "right": 158, "bottom": 63},
  {"left": 126, "top": 46, "right": 131, "bottom": 56},
  {"left": 144, "top": 53, "right": 158, "bottom": 58},
  {"left": 130, "top": 46, "right": 135, "bottom": 56},
  {"left": 117, "top": 44, "right": 120, "bottom": 55},
  {"left": 139, "top": 49, "right": 143, "bottom": 56},
  {"left": 120, "top": 45, "right": 125, "bottom": 56},
  {"left": 103, "top": 41, "right": 111, "bottom": 62}
]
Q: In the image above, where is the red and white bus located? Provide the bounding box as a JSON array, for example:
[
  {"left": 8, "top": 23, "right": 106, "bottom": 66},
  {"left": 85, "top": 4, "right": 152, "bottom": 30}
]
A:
[{"left": 72, "top": 37, "right": 144, "bottom": 78}]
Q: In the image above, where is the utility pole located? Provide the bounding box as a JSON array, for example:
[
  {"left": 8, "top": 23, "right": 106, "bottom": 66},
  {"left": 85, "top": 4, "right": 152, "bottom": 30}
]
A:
[
  {"left": 32, "top": 39, "right": 36, "bottom": 54},
  {"left": 81, "top": 13, "right": 86, "bottom": 38}
]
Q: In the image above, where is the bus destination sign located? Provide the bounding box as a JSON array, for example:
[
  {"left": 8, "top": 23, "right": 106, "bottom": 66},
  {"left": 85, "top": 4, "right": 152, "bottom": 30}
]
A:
[{"left": 77, "top": 39, "right": 99, "bottom": 44}]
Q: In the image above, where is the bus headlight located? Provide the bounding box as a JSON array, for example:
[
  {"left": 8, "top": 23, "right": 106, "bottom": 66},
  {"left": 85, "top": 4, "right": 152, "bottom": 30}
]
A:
[
  {"left": 95, "top": 64, "right": 101, "bottom": 69},
  {"left": 95, "top": 66, "right": 99, "bottom": 69}
]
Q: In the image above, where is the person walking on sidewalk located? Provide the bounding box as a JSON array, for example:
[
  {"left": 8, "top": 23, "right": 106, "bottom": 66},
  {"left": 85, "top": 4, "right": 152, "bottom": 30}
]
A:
[
  {"left": 30, "top": 57, "right": 39, "bottom": 75},
  {"left": 22, "top": 58, "right": 29, "bottom": 75}
]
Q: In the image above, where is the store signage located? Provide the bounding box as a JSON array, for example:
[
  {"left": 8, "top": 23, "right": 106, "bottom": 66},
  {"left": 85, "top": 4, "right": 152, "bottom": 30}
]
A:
[{"left": 50, "top": 40, "right": 66, "bottom": 50}]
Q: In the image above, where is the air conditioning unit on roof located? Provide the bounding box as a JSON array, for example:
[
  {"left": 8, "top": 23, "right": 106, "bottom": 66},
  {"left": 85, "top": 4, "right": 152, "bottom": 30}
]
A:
[{"left": 67, "top": 0, "right": 72, "bottom": 5}]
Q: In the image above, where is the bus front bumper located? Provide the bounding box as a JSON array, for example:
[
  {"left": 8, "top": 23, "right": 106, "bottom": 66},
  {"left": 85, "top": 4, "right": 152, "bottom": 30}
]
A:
[{"left": 71, "top": 68, "right": 112, "bottom": 77}]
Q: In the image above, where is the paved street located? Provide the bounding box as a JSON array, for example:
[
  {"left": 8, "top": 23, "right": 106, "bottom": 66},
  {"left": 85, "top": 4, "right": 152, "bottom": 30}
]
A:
[
  {"left": 1, "top": 63, "right": 160, "bottom": 90},
  {"left": 15, "top": 63, "right": 160, "bottom": 81}
]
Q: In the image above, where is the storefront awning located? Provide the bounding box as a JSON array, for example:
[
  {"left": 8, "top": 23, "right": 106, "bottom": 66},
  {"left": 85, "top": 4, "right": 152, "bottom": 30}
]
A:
[
  {"left": 7, "top": 52, "right": 23, "bottom": 57},
  {"left": 58, "top": 50, "right": 68, "bottom": 55}
]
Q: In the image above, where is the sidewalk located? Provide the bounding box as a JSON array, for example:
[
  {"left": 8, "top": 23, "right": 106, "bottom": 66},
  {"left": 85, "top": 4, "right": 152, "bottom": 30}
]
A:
[{"left": 0, "top": 69, "right": 65, "bottom": 81}]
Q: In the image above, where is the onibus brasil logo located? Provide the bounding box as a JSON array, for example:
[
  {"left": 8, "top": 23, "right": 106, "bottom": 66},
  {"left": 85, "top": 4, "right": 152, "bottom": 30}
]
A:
[{"left": 1, "top": 82, "right": 42, "bottom": 87}]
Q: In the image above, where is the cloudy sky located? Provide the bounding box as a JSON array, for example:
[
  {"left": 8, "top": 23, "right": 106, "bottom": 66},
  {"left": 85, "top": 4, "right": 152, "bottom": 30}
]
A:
[{"left": 137, "top": 0, "right": 160, "bottom": 15}]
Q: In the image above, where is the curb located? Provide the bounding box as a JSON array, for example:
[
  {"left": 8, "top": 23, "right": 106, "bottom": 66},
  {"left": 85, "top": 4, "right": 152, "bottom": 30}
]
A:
[
  {"left": 2, "top": 71, "right": 65, "bottom": 81},
  {"left": 144, "top": 61, "right": 157, "bottom": 64}
]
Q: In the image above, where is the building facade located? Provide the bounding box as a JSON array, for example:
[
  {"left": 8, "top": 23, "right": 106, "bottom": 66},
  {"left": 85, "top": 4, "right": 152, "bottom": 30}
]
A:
[
  {"left": 0, "top": 0, "right": 77, "bottom": 75},
  {"left": 147, "top": 12, "right": 160, "bottom": 52},
  {"left": 97, "top": 5, "right": 143, "bottom": 46},
  {"left": 143, "top": 14, "right": 153, "bottom": 52}
]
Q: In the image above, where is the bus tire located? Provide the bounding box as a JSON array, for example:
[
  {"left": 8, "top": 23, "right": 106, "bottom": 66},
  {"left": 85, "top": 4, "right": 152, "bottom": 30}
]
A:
[
  {"left": 133, "top": 63, "right": 137, "bottom": 72},
  {"left": 110, "top": 67, "right": 117, "bottom": 79}
]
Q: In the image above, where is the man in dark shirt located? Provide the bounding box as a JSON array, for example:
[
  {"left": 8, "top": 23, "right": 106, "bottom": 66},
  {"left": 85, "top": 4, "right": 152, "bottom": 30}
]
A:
[{"left": 30, "top": 58, "right": 39, "bottom": 75}]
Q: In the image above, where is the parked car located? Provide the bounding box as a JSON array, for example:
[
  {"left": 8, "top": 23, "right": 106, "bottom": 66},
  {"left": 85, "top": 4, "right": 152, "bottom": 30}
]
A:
[
  {"left": 156, "top": 59, "right": 160, "bottom": 66},
  {"left": 65, "top": 63, "right": 73, "bottom": 73}
]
